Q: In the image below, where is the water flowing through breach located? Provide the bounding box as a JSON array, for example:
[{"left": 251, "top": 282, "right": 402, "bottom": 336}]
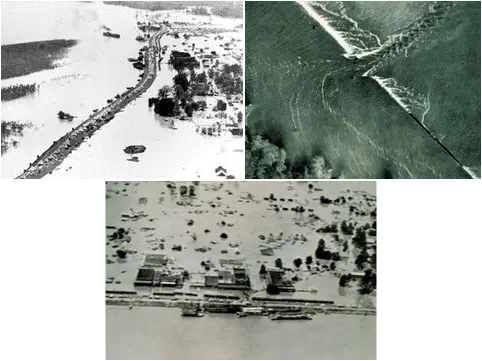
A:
[{"left": 282, "top": 1, "right": 480, "bottom": 178}]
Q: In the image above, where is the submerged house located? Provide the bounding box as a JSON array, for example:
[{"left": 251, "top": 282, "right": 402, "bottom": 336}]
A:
[
  {"left": 134, "top": 268, "right": 155, "bottom": 286},
  {"left": 143, "top": 254, "right": 168, "bottom": 267},
  {"left": 169, "top": 50, "right": 199, "bottom": 70},
  {"left": 215, "top": 166, "right": 227, "bottom": 177},
  {"left": 203, "top": 259, "right": 251, "bottom": 290},
  {"left": 267, "top": 268, "right": 295, "bottom": 292}
]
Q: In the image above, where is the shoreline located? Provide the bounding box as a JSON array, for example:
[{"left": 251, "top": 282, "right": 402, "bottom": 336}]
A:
[
  {"left": 16, "top": 29, "right": 167, "bottom": 179},
  {"left": 105, "top": 296, "right": 376, "bottom": 316}
]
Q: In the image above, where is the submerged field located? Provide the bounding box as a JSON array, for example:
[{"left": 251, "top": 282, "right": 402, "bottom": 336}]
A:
[{"left": 246, "top": 1, "right": 480, "bottom": 179}]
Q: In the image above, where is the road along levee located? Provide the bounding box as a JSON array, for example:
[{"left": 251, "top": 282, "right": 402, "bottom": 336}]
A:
[{"left": 17, "top": 29, "right": 168, "bottom": 179}]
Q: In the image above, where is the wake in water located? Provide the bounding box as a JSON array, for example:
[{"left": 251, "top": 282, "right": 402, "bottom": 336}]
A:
[{"left": 297, "top": 1, "right": 477, "bottom": 179}]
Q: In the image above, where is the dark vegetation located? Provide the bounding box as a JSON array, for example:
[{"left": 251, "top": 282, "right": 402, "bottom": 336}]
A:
[
  {"left": 1, "top": 120, "right": 32, "bottom": 154},
  {"left": 211, "top": 4, "right": 243, "bottom": 19},
  {"left": 1, "top": 39, "right": 77, "bottom": 79},
  {"left": 246, "top": 127, "right": 333, "bottom": 179},
  {"left": 214, "top": 64, "right": 242, "bottom": 95},
  {"left": 191, "top": 6, "right": 210, "bottom": 16},
  {"left": 1, "top": 84, "right": 37, "bottom": 101},
  {"left": 152, "top": 49, "right": 241, "bottom": 122}
]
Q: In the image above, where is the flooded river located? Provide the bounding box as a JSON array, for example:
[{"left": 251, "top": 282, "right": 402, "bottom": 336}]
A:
[{"left": 106, "top": 306, "right": 376, "bottom": 360}]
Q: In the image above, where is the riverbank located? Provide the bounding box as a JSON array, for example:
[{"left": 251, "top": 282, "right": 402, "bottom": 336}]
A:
[
  {"left": 1, "top": 39, "right": 77, "bottom": 79},
  {"left": 105, "top": 295, "right": 376, "bottom": 316},
  {"left": 16, "top": 30, "right": 166, "bottom": 179}
]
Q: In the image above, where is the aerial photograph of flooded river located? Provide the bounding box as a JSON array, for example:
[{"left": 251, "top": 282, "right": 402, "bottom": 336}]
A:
[
  {"left": 1, "top": 1, "right": 243, "bottom": 179},
  {"left": 106, "top": 181, "right": 376, "bottom": 360},
  {"left": 246, "top": 1, "right": 480, "bottom": 179}
]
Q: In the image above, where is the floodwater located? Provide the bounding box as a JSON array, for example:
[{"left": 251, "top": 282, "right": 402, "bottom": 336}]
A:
[
  {"left": 1, "top": 1, "right": 143, "bottom": 177},
  {"left": 106, "top": 306, "right": 376, "bottom": 360},
  {"left": 106, "top": 181, "right": 376, "bottom": 359},
  {"left": 246, "top": 1, "right": 480, "bottom": 179},
  {"left": 106, "top": 181, "right": 376, "bottom": 301},
  {"left": 1, "top": 2, "right": 244, "bottom": 179},
  {"left": 45, "top": 31, "right": 244, "bottom": 180}
]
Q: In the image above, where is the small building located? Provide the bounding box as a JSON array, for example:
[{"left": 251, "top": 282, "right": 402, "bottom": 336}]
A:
[
  {"left": 143, "top": 254, "right": 168, "bottom": 267},
  {"left": 134, "top": 268, "right": 154, "bottom": 286},
  {"left": 260, "top": 247, "right": 274, "bottom": 256},
  {"left": 218, "top": 269, "right": 233, "bottom": 281},
  {"left": 349, "top": 272, "right": 366, "bottom": 278},
  {"left": 219, "top": 259, "right": 244, "bottom": 268},
  {"left": 160, "top": 273, "right": 182, "bottom": 287},
  {"left": 205, "top": 272, "right": 219, "bottom": 288},
  {"left": 267, "top": 268, "right": 295, "bottom": 292},
  {"left": 267, "top": 269, "right": 284, "bottom": 284}
]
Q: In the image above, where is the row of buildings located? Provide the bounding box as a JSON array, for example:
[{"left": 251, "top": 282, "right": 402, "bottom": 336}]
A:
[
  {"left": 134, "top": 255, "right": 251, "bottom": 290},
  {"left": 134, "top": 254, "right": 186, "bottom": 287},
  {"left": 204, "top": 259, "right": 251, "bottom": 290}
]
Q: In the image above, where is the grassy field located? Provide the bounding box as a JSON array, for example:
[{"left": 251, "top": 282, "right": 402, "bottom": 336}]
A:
[{"left": 1, "top": 39, "right": 77, "bottom": 80}]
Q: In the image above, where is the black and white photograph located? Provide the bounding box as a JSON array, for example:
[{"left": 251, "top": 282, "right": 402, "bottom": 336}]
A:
[
  {"left": 1, "top": 1, "right": 244, "bottom": 179},
  {"left": 105, "top": 181, "right": 376, "bottom": 359}
]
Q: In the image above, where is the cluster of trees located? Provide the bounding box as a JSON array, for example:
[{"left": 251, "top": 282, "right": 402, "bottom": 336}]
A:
[
  {"left": 318, "top": 223, "right": 338, "bottom": 233},
  {"left": 355, "top": 250, "right": 369, "bottom": 270},
  {"left": 339, "top": 273, "right": 351, "bottom": 287},
  {"left": 352, "top": 228, "right": 367, "bottom": 249},
  {"left": 358, "top": 269, "right": 377, "bottom": 295},
  {"left": 246, "top": 131, "right": 334, "bottom": 180},
  {"left": 214, "top": 99, "right": 227, "bottom": 111},
  {"left": 211, "top": 4, "right": 243, "bottom": 19},
  {"left": 190, "top": 70, "right": 210, "bottom": 96},
  {"left": 191, "top": 6, "right": 210, "bottom": 16},
  {"left": 320, "top": 196, "right": 332, "bottom": 204},
  {"left": 214, "top": 64, "right": 243, "bottom": 95},
  {"left": 315, "top": 239, "right": 341, "bottom": 261},
  {"left": 340, "top": 221, "right": 355, "bottom": 235},
  {"left": 246, "top": 133, "right": 288, "bottom": 179},
  {"left": 1, "top": 83, "right": 37, "bottom": 101},
  {"left": 151, "top": 68, "right": 211, "bottom": 117}
]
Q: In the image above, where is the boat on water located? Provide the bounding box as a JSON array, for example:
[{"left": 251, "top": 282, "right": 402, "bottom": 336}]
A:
[
  {"left": 269, "top": 312, "right": 313, "bottom": 321},
  {"left": 103, "top": 31, "right": 120, "bottom": 39},
  {"left": 181, "top": 309, "right": 204, "bottom": 317},
  {"left": 237, "top": 307, "right": 266, "bottom": 317}
]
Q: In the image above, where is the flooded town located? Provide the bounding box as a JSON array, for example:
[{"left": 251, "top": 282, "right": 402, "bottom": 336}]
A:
[
  {"left": 106, "top": 181, "right": 377, "bottom": 359},
  {"left": 1, "top": 1, "right": 244, "bottom": 179}
]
